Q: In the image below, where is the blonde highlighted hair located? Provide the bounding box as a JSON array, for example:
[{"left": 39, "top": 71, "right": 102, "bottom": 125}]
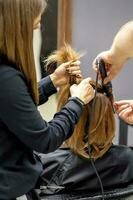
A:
[{"left": 46, "top": 45, "right": 115, "bottom": 160}]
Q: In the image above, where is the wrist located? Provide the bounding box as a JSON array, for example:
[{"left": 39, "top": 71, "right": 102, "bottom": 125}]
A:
[
  {"left": 110, "top": 46, "right": 128, "bottom": 65},
  {"left": 68, "top": 96, "right": 85, "bottom": 106},
  {"left": 50, "top": 73, "right": 58, "bottom": 88}
]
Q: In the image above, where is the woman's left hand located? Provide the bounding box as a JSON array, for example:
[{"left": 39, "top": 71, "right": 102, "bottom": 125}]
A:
[
  {"left": 114, "top": 100, "right": 133, "bottom": 125},
  {"left": 50, "top": 60, "right": 81, "bottom": 87}
]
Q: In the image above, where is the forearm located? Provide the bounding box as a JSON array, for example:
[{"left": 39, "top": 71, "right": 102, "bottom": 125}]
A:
[
  {"left": 49, "top": 73, "right": 58, "bottom": 88},
  {"left": 110, "top": 21, "right": 133, "bottom": 65},
  {"left": 0, "top": 69, "right": 83, "bottom": 154},
  {"left": 38, "top": 75, "right": 57, "bottom": 105}
]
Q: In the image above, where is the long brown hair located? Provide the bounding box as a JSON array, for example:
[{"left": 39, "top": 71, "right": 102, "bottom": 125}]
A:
[
  {"left": 0, "top": 0, "right": 47, "bottom": 104},
  {"left": 46, "top": 45, "right": 115, "bottom": 160}
]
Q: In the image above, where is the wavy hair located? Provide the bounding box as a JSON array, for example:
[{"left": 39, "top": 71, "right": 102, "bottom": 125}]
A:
[{"left": 45, "top": 45, "right": 115, "bottom": 159}]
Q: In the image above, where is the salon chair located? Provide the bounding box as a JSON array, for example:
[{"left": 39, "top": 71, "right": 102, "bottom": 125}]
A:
[{"left": 39, "top": 119, "right": 133, "bottom": 200}]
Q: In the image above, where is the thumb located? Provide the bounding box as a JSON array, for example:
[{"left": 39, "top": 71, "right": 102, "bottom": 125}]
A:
[
  {"left": 70, "top": 84, "right": 78, "bottom": 89},
  {"left": 83, "top": 77, "right": 92, "bottom": 83},
  {"left": 104, "top": 73, "right": 113, "bottom": 84}
]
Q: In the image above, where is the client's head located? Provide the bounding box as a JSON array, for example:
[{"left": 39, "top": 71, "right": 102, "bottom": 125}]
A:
[
  {"left": 46, "top": 45, "right": 115, "bottom": 160},
  {"left": 57, "top": 79, "right": 115, "bottom": 160}
]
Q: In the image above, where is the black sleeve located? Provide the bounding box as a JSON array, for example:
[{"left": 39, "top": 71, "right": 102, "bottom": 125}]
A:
[
  {"left": 38, "top": 75, "right": 57, "bottom": 105},
  {"left": 0, "top": 68, "right": 83, "bottom": 153}
]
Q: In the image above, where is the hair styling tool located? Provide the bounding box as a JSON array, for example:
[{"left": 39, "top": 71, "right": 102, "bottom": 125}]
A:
[{"left": 96, "top": 57, "right": 115, "bottom": 113}]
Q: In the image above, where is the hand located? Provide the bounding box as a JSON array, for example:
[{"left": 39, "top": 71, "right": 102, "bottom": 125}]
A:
[
  {"left": 92, "top": 50, "right": 123, "bottom": 84},
  {"left": 70, "top": 77, "right": 95, "bottom": 105},
  {"left": 114, "top": 100, "right": 133, "bottom": 124},
  {"left": 50, "top": 60, "right": 81, "bottom": 87}
]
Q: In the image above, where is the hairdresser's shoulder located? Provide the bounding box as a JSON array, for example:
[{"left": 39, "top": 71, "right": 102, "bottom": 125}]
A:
[
  {"left": 0, "top": 63, "right": 26, "bottom": 88},
  {"left": 0, "top": 63, "right": 25, "bottom": 80}
]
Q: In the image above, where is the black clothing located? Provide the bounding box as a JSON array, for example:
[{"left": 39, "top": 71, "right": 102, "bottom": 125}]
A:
[
  {"left": 0, "top": 64, "right": 83, "bottom": 200},
  {"left": 39, "top": 145, "right": 133, "bottom": 194}
]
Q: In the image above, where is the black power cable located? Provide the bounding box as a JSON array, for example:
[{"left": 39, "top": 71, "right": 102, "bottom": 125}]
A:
[{"left": 86, "top": 71, "right": 105, "bottom": 200}]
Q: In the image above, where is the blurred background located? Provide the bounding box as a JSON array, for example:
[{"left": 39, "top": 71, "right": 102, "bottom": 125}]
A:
[{"left": 33, "top": 0, "right": 133, "bottom": 146}]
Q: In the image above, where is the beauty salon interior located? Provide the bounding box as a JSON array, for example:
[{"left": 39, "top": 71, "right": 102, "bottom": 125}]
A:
[
  {"left": 2, "top": 0, "right": 133, "bottom": 200},
  {"left": 33, "top": 0, "right": 133, "bottom": 199}
]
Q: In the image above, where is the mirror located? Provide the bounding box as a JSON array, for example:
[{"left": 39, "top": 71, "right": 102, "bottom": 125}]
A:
[{"left": 40, "top": 0, "right": 73, "bottom": 77}]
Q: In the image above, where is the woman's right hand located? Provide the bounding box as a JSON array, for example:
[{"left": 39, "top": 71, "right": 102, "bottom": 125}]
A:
[
  {"left": 92, "top": 50, "right": 124, "bottom": 84},
  {"left": 70, "top": 77, "right": 95, "bottom": 105}
]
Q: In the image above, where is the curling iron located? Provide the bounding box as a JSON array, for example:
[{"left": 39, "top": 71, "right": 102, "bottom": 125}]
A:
[{"left": 96, "top": 57, "right": 115, "bottom": 113}]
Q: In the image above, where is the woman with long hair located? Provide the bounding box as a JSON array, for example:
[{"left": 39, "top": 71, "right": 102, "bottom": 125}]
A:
[
  {"left": 40, "top": 45, "right": 133, "bottom": 194},
  {"left": 0, "top": 1, "right": 94, "bottom": 200}
]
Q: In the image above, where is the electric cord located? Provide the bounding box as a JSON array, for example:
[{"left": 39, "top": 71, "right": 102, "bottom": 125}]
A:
[{"left": 86, "top": 72, "right": 105, "bottom": 200}]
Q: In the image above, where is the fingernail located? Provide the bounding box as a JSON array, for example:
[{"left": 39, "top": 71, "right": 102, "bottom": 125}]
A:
[{"left": 76, "top": 74, "right": 81, "bottom": 77}]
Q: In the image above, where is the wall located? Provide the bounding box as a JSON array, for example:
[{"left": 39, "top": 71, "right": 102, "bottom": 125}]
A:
[{"left": 72, "top": 0, "right": 133, "bottom": 145}]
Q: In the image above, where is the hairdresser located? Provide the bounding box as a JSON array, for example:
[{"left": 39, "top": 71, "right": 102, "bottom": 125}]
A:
[
  {"left": 92, "top": 21, "right": 133, "bottom": 125},
  {"left": 0, "top": 1, "right": 95, "bottom": 200}
]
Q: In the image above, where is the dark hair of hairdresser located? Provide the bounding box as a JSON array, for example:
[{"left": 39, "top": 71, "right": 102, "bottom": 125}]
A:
[
  {"left": 0, "top": 0, "right": 47, "bottom": 104},
  {"left": 46, "top": 45, "right": 115, "bottom": 160}
]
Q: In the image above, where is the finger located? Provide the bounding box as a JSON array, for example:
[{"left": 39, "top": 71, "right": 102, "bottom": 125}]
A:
[
  {"left": 113, "top": 103, "right": 118, "bottom": 111},
  {"left": 92, "top": 51, "right": 111, "bottom": 70},
  {"left": 103, "top": 73, "right": 113, "bottom": 84},
  {"left": 114, "top": 100, "right": 132, "bottom": 106},
  {"left": 84, "top": 77, "right": 93, "bottom": 82},
  {"left": 104, "top": 65, "right": 119, "bottom": 84},
  {"left": 76, "top": 74, "right": 83, "bottom": 78},
  {"left": 85, "top": 82, "right": 94, "bottom": 93},
  {"left": 66, "top": 68, "right": 81, "bottom": 76},
  {"left": 119, "top": 107, "right": 133, "bottom": 122},
  {"left": 93, "top": 65, "right": 98, "bottom": 73},
  {"left": 62, "top": 60, "right": 74, "bottom": 67},
  {"left": 65, "top": 60, "right": 81, "bottom": 69},
  {"left": 70, "top": 60, "right": 81, "bottom": 66},
  {"left": 81, "top": 78, "right": 93, "bottom": 86},
  {"left": 70, "top": 70, "right": 81, "bottom": 75},
  {"left": 75, "top": 77, "right": 82, "bottom": 84},
  {"left": 116, "top": 104, "right": 130, "bottom": 114},
  {"left": 70, "top": 84, "right": 78, "bottom": 90},
  {"left": 66, "top": 66, "right": 80, "bottom": 71},
  {"left": 87, "top": 86, "right": 95, "bottom": 100},
  {"left": 92, "top": 59, "right": 98, "bottom": 72}
]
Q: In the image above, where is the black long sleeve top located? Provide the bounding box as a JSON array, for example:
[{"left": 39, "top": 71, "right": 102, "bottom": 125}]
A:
[{"left": 0, "top": 64, "right": 83, "bottom": 200}]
